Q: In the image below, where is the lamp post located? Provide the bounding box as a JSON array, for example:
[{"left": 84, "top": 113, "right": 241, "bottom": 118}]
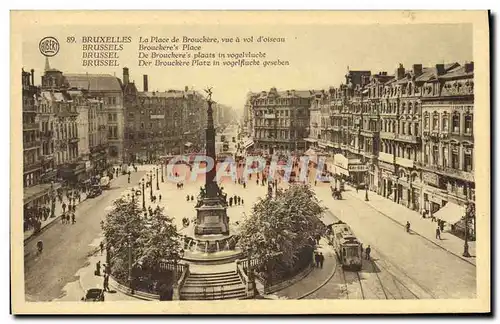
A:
[
  {"left": 161, "top": 163, "right": 164, "bottom": 183},
  {"left": 149, "top": 170, "right": 153, "bottom": 201},
  {"left": 364, "top": 163, "right": 369, "bottom": 202},
  {"left": 156, "top": 166, "right": 160, "bottom": 190},
  {"left": 463, "top": 200, "right": 471, "bottom": 257},
  {"left": 127, "top": 233, "right": 133, "bottom": 294},
  {"left": 142, "top": 179, "right": 146, "bottom": 210},
  {"left": 131, "top": 188, "right": 135, "bottom": 204}
]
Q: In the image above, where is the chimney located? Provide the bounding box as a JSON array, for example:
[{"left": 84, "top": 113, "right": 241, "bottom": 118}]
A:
[
  {"left": 435, "top": 64, "right": 445, "bottom": 76},
  {"left": 30, "top": 69, "right": 34, "bottom": 86},
  {"left": 396, "top": 63, "right": 405, "bottom": 80},
  {"left": 143, "top": 74, "right": 149, "bottom": 92},
  {"left": 413, "top": 64, "right": 423, "bottom": 77},
  {"left": 465, "top": 62, "right": 474, "bottom": 73},
  {"left": 123, "top": 67, "right": 129, "bottom": 84}
]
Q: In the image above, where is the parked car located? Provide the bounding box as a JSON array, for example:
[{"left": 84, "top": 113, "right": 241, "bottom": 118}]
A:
[
  {"left": 81, "top": 288, "right": 105, "bottom": 302},
  {"left": 87, "top": 186, "right": 103, "bottom": 198}
]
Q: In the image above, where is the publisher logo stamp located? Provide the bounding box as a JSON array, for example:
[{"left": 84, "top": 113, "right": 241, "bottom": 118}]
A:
[{"left": 39, "top": 37, "right": 60, "bottom": 57}]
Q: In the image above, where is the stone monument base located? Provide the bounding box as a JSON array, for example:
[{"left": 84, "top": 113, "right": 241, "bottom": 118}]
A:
[{"left": 195, "top": 198, "right": 229, "bottom": 235}]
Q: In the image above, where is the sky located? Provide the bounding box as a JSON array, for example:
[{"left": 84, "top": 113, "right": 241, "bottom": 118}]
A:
[{"left": 22, "top": 24, "right": 472, "bottom": 114}]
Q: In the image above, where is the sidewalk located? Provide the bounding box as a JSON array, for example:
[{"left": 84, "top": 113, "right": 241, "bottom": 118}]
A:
[
  {"left": 343, "top": 185, "right": 476, "bottom": 266},
  {"left": 271, "top": 238, "right": 337, "bottom": 299},
  {"left": 23, "top": 192, "right": 88, "bottom": 242}
]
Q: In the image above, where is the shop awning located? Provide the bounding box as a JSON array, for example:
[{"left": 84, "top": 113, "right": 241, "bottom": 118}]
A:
[
  {"left": 243, "top": 139, "right": 254, "bottom": 149},
  {"left": 433, "top": 202, "right": 465, "bottom": 224},
  {"left": 335, "top": 165, "right": 350, "bottom": 176},
  {"left": 184, "top": 142, "right": 193, "bottom": 147},
  {"left": 23, "top": 183, "right": 56, "bottom": 205},
  {"left": 304, "top": 148, "right": 316, "bottom": 156}
]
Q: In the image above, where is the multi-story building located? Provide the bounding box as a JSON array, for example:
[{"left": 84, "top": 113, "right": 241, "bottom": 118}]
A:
[
  {"left": 87, "top": 96, "right": 108, "bottom": 175},
  {"left": 304, "top": 91, "right": 324, "bottom": 150},
  {"left": 65, "top": 73, "right": 123, "bottom": 164},
  {"left": 22, "top": 69, "right": 42, "bottom": 187},
  {"left": 123, "top": 68, "right": 207, "bottom": 161},
  {"left": 41, "top": 66, "right": 83, "bottom": 183},
  {"left": 22, "top": 68, "right": 56, "bottom": 210},
  {"left": 419, "top": 62, "right": 474, "bottom": 221},
  {"left": 243, "top": 92, "right": 257, "bottom": 137},
  {"left": 252, "top": 87, "right": 311, "bottom": 155}
]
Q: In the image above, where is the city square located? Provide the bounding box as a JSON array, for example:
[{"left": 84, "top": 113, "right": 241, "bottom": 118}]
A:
[{"left": 18, "top": 20, "right": 480, "bottom": 306}]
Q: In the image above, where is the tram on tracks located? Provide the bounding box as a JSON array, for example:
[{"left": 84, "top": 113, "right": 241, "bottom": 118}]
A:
[{"left": 327, "top": 221, "right": 363, "bottom": 271}]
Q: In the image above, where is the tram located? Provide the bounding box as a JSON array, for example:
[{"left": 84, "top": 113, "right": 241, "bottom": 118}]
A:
[{"left": 328, "top": 221, "right": 362, "bottom": 271}]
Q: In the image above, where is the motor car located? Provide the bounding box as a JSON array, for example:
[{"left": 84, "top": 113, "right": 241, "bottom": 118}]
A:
[
  {"left": 81, "top": 288, "right": 105, "bottom": 302},
  {"left": 87, "top": 186, "right": 103, "bottom": 198}
]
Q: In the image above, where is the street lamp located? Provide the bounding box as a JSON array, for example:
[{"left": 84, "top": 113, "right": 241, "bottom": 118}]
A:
[
  {"left": 149, "top": 170, "right": 153, "bottom": 200},
  {"left": 161, "top": 163, "right": 164, "bottom": 183},
  {"left": 127, "top": 233, "right": 133, "bottom": 294},
  {"left": 142, "top": 179, "right": 146, "bottom": 210},
  {"left": 365, "top": 163, "right": 369, "bottom": 202},
  {"left": 463, "top": 200, "right": 471, "bottom": 257},
  {"left": 156, "top": 167, "right": 160, "bottom": 190}
]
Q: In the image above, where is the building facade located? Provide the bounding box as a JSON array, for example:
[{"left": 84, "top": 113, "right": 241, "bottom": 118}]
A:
[
  {"left": 65, "top": 73, "right": 124, "bottom": 164},
  {"left": 252, "top": 88, "right": 311, "bottom": 154},
  {"left": 122, "top": 68, "right": 207, "bottom": 161}
]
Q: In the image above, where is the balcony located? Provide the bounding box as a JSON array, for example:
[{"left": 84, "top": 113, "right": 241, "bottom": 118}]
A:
[
  {"left": 41, "top": 153, "right": 54, "bottom": 162},
  {"left": 419, "top": 163, "right": 474, "bottom": 182},
  {"left": 379, "top": 131, "right": 396, "bottom": 140},
  {"left": 24, "top": 161, "right": 41, "bottom": 173},
  {"left": 23, "top": 140, "right": 41, "bottom": 150},
  {"left": 396, "top": 134, "right": 421, "bottom": 144},
  {"left": 41, "top": 130, "right": 54, "bottom": 138},
  {"left": 23, "top": 123, "right": 39, "bottom": 131},
  {"left": 361, "top": 130, "right": 378, "bottom": 138}
]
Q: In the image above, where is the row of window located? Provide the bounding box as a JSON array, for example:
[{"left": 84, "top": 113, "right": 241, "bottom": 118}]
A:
[
  {"left": 424, "top": 144, "right": 473, "bottom": 172},
  {"left": 423, "top": 113, "right": 473, "bottom": 134}
]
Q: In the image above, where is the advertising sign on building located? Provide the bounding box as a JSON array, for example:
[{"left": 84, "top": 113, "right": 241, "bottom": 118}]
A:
[
  {"left": 150, "top": 115, "right": 165, "bottom": 119},
  {"left": 422, "top": 171, "right": 440, "bottom": 187},
  {"left": 348, "top": 164, "right": 368, "bottom": 172}
]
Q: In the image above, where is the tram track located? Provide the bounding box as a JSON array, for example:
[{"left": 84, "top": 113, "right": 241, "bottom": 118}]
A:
[{"left": 316, "top": 197, "right": 434, "bottom": 300}]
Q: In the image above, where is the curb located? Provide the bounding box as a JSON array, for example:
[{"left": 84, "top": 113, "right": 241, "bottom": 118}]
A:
[
  {"left": 346, "top": 189, "right": 476, "bottom": 267},
  {"left": 108, "top": 276, "right": 157, "bottom": 301},
  {"left": 297, "top": 263, "right": 338, "bottom": 299},
  {"left": 23, "top": 197, "right": 88, "bottom": 245}
]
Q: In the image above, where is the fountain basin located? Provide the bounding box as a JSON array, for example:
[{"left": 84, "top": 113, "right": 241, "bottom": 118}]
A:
[{"left": 181, "top": 234, "right": 244, "bottom": 265}]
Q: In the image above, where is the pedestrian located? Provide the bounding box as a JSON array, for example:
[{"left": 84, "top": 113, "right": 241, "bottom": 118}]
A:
[
  {"left": 186, "top": 195, "right": 190, "bottom": 201},
  {"left": 436, "top": 227, "right": 441, "bottom": 240},
  {"left": 356, "top": 186, "right": 359, "bottom": 193},
  {"left": 229, "top": 197, "right": 233, "bottom": 207},
  {"left": 243, "top": 182, "right": 246, "bottom": 189},
  {"left": 365, "top": 245, "right": 371, "bottom": 260},
  {"left": 190, "top": 195, "right": 194, "bottom": 201},
  {"left": 241, "top": 199, "right": 244, "bottom": 205},
  {"left": 314, "top": 252, "right": 320, "bottom": 268},
  {"left": 159, "top": 194, "right": 162, "bottom": 202},
  {"left": 103, "top": 273, "right": 110, "bottom": 292},
  {"left": 62, "top": 202, "right": 66, "bottom": 213},
  {"left": 61, "top": 213, "right": 66, "bottom": 224},
  {"left": 314, "top": 180, "right": 317, "bottom": 186},
  {"left": 256, "top": 179, "right": 259, "bottom": 185},
  {"left": 319, "top": 252, "right": 324, "bottom": 268},
  {"left": 100, "top": 241, "right": 104, "bottom": 255},
  {"left": 95, "top": 261, "right": 101, "bottom": 276},
  {"left": 71, "top": 213, "right": 76, "bottom": 224},
  {"left": 237, "top": 196, "right": 241, "bottom": 205}
]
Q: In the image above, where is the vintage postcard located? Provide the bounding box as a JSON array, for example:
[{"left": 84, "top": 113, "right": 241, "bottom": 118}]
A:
[{"left": 10, "top": 10, "right": 490, "bottom": 314}]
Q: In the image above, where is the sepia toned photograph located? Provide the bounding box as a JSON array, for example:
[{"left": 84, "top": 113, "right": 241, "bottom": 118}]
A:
[{"left": 10, "top": 10, "right": 490, "bottom": 314}]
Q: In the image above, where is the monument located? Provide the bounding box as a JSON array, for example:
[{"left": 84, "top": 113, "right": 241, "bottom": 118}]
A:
[{"left": 194, "top": 88, "right": 230, "bottom": 235}]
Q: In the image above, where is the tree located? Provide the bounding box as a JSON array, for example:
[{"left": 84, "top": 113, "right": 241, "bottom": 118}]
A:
[
  {"left": 137, "top": 206, "right": 182, "bottom": 270},
  {"left": 103, "top": 198, "right": 182, "bottom": 286},
  {"left": 239, "top": 184, "right": 326, "bottom": 280}
]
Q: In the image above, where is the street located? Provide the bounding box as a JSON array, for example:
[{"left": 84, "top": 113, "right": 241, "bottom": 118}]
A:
[
  {"left": 313, "top": 183, "right": 476, "bottom": 299},
  {"left": 24, "top": 171, "right": 146, "bottom": 302}
]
